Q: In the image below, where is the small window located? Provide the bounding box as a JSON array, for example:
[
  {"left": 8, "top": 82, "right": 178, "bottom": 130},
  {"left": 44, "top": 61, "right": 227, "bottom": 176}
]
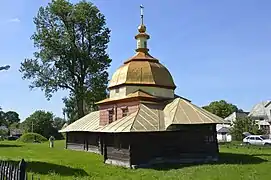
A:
[
  {"left": 115, "top": 88, "right": 119, "bottom": 93},
  {"left": 256, "top": 137, "right": 262, "bottom": 141},
  {"left": 108, "top": 110, "right": 114, "bottom": 123},
  {"left": 122, "top": 108, "right": 129, "bottom": 117}
]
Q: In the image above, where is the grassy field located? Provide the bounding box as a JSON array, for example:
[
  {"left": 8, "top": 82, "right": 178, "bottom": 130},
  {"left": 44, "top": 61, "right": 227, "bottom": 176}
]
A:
[{"left": 0, "top": 141, "right": 271, "bottom": 180}]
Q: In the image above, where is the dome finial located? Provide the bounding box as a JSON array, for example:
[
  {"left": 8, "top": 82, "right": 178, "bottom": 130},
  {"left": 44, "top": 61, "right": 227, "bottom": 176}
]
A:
[
  {"left": 140, "top": 5, "right": 144, "bottom": 25},
  {"left": 138, "top": 5, "right": 146, "bottom": 33},
  {"left": 135, "top": 5, "right": 149, "bottom": 52}
]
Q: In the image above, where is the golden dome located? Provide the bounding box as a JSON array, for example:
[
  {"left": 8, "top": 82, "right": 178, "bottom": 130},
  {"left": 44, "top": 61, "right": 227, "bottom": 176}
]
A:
[
  {"left": 108, "top": 52, "right": 176, "bottom": 89},
  {"left": 108, "top": 5, "right": 175, "bottom": 90}
]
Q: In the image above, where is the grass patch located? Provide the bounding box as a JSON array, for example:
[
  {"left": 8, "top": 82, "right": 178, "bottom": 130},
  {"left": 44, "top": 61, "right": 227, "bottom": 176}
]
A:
[{"left": 0, "top": 140, "right": 271, "bottom": 180}]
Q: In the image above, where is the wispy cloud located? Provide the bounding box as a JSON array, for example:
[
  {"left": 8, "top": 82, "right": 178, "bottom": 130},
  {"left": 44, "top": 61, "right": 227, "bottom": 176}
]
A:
[{"left": 8, "top": 18, "right": 20, "bottom": 23}]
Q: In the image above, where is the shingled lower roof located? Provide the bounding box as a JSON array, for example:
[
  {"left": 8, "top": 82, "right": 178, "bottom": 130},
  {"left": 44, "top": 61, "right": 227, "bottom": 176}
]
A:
[
  {"left": 100, "top": 104, "right": 165, "bottom": 132},
  {"left": 99, "top": 98, "right": 225, "bottom": 133},
  {"left": 164, "top": 98, "right": 226, "bottom": 128},
  {"left": 59, "top": 111, "right": 100, "bottom": 133},
  {"left": 60, "top": 98, "right": 226, "bottom": 133}
]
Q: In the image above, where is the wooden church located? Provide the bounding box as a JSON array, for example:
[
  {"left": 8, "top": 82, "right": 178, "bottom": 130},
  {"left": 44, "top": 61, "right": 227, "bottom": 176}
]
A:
[{"left": 60, "top": 6, "right": 225, "bottom": 168}]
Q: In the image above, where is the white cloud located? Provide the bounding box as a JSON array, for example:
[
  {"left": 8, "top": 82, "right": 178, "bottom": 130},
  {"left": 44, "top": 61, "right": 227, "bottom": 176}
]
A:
[{"left": 8, "top": 18, "right": 20, "bottom": 23}]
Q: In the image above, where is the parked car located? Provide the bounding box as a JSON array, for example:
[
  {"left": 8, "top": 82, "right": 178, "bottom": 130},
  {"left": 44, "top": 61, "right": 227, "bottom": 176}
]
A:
[
  {"left": 243, "top": 135, "right": 271, "bottom": 146},
  {"left": 7, "top": 135, "right": 19, "bottom": 141}
]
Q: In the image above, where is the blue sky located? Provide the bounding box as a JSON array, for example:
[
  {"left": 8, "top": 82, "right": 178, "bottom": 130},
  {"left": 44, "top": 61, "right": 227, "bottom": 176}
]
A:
[{"left": 1, "top": 0, "right": 271, "bottom": 121}]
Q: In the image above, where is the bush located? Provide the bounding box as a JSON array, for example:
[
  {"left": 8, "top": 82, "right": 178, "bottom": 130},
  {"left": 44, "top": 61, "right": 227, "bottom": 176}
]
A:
[{"left": 17, "top": 133, "right": 48, "bottom": 143}]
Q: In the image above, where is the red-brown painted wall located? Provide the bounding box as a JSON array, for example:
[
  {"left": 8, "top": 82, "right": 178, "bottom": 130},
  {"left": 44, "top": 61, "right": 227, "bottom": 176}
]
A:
[{"left": 98, "top": 101, "right": 140, "bottom": 126}]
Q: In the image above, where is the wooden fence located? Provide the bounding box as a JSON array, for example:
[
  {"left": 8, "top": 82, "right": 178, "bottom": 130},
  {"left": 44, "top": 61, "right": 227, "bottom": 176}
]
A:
[{"left": 0, "top": 159, "right": 39, "bottom": 180}]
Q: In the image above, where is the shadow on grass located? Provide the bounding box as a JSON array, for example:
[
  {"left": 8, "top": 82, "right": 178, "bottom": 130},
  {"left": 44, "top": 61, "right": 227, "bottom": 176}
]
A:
[
  {"left": 4, "top": 160, "right": 88, "bottom": 177},
  {"left": 148, "top": 152, "right": 268, "bottom": 170},
  {"left": 0, "top": 144, "right": 22, "bottom": 148}
]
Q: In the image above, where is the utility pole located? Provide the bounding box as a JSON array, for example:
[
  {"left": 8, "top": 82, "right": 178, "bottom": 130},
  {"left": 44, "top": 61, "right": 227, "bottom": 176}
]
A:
[{"left": 31, "top": 121, "right": 34, "bottom": 133}]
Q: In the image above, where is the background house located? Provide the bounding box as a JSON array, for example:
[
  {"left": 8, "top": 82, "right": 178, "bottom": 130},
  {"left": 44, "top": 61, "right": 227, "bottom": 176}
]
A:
[
  {"left": 248, "top": 101, "right": 271, "bottom": 135},
  {"left": 217, "top": 127, "right": 231, "bottom": 142},
  {"left": 217, "top": 100, "right": 271, "bottom": 142},
  {"left": 216, "top": 111, "right": 248, "bottom": 142}
]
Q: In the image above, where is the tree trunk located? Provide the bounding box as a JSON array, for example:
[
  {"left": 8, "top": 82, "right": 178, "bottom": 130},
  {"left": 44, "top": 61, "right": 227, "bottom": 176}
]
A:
[{"left": 76, "top": 97, "right": 85, "bottom": 119}]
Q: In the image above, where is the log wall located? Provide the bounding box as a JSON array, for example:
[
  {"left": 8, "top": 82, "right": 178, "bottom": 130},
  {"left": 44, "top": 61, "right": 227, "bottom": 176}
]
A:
[
  {"left": 66, "top": 132, "right": 102, "bottom": 154},
  {"left": 99, "top": 101, "right": 140, "bottom": 126}
]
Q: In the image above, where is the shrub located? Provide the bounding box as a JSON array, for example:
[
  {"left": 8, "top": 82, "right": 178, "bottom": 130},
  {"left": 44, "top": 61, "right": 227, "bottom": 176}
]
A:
[{"left": 17, "top": 133, "right": 47, "bottom": 143}]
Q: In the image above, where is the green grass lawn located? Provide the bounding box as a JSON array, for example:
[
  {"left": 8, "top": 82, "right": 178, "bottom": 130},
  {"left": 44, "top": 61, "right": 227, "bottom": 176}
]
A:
[{"left": 0, "top": 141, "right": 271, "bottom": 180}]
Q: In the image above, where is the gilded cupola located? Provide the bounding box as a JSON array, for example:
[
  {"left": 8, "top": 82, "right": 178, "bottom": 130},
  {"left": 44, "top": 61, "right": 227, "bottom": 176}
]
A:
[{"left": 108, "top": 5, "right": 176, "bottom": 100}]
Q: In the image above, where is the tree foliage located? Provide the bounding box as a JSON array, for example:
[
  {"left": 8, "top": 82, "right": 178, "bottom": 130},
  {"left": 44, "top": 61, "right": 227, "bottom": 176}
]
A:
[
  {"left": 53, "top": 117, "right": 66, "bottom": 130},
  {"left": 0, "top": 108, "right": 20, "bottom": 128},
  {"left": 0, "top": 65, "right": 10, "bottom": 71},
  {"left": 22, "top": 110, "right": 64, "bottom": 139},
  {"left": 3, "top": 111, "right": 20, "bottom": 127},
  {"left": 62, "top": 92, "right": 99, "bottom": 123},
  {"left": 0, "top": 107, "right": 5, "bottom": 126},
  {"left": 20, "top": 0, "right": 111, "bottom": 119},
  {"left": 202, "top": 100, "right": 242, "bottom": 118},
  {"left": 230, "top": 117, "right": 259, "bottom": 141}
]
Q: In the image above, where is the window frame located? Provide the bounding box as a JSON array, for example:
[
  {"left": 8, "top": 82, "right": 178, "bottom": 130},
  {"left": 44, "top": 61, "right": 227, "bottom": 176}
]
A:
[
  {"left": 122, "top": 108, "right": 129, "bottom": 117},
  {"left": 108, "top": 109, "right": 114, "bottom": 123}
]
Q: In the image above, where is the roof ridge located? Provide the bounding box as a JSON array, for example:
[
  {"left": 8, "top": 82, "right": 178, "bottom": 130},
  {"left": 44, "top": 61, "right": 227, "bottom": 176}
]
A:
[
  {"left": 182, "top": 100, "right": 213, "bottom": 123},
  {"left": 130, "top": 104, "right": 142, "bottom": 131},
  {"left": 172, "top": 98, "right": 181, "bottom": 124}
]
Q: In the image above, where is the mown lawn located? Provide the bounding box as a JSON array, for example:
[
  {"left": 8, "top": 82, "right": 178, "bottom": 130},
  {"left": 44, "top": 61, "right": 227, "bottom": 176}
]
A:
[{"left": 0, "top": 140, "right": 271, "bottom": 180}]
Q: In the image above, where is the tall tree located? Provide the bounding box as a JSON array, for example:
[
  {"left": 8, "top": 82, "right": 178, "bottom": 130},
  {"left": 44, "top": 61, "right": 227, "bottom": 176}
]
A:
[
  {"left": 62, "top": 96, "right": 78, "bottom": 123},
  {"left": 20, "top": 0, "right": 111, "bottom": 119},
  {"left": 62, "top": 91, "right": 101, "bottom": 123},
  {"left": 0, "top": 107, "right": 4, "bottom": 126},
  {"left": 22, "top": 110, "right": 62, "bottom": 139},
  {"left": 230, "top": 117, "right": 259, "bottom": 140},
  {"left": 202, "top": 100, "right": 243, "bottom": 119},
  {"left": 53, "top": 117, "right": 66, "bottom": 130},
  {"left": 4, "top": 111, "right": 20, "bottom": 127}
]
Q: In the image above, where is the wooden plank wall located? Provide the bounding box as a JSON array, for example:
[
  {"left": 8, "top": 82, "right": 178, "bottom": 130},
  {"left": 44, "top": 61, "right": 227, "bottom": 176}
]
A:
[
  {"left": 130, "top": 124, "right": 218, "bottom": 165},
  {"left": 66, "top": 132, "right": 101, "bottom": 153}
]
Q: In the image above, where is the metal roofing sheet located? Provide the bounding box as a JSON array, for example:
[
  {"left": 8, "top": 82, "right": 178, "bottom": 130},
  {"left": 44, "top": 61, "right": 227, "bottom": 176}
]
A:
[
  {"left": 164, "top": 98, "right": 226, "bottom": 128},
  {"left": 59, "top": 111, "right": 100, "bottom": 132},
  {"left": 60, "top": 98, "right": 226, "bottom": 133}
]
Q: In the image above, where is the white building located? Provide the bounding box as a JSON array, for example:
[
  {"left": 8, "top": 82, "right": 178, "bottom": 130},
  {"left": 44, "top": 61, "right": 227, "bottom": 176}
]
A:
[
  {"left": 217, "top": 100, "right": 271, "bottom": 142},
  {"left": 216, "top": 111, "right": 249, "bottom": 142},
  {"left": 248, "top": 100, "right": 271, "bottom": 134}
]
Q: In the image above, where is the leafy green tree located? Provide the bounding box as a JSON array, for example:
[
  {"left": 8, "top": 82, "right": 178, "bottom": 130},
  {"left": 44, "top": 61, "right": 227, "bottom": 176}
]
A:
[
  {"left": 202, "top": 100, "right": 242, "bottom": 118},
  {"left": 62, "top": 91, "right": 101, "bottom": 123},
  {"left": 0, "top": 107, "right": 5, "bottom": 126},
  {"left": 53, "top": 117, "right": 66, "bottom": 130},
  {"left": 62, "top": 96, "right": 79, "bottom": 123},
  {"left": 22, "top": 110, "right": 61, "bottom": 139},
  {"left": 230, "top": 117, "right": 259, "bottom": 140},
  {"left": 4, "top": 111, "right": 20, "bottom": 127},
  {"left": 0, "top": 128, "right": 8, "bottom": 138},
  {"left": 20, "top": 0, "right": 111, "bottom": 119},
  {"left": 0, "top": 108, "right": 20, "bottom": 128}
]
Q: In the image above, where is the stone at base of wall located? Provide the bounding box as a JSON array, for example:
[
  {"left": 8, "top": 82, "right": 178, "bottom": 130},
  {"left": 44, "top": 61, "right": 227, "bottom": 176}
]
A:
[
  {"left": 105, "top": 156, "right": 218, "bottom": 169},
  {"left": 131, "top": 156, "right": 218, "bottom": 169},
  {"left": 67, "top": 146, "right": 101, "bottom": 154},
  {"left": 87, "top": 149, "right": 101, "bottom": 154},
  {"left": 105, "top": 159, "right": 131, "bottom": 168}
]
